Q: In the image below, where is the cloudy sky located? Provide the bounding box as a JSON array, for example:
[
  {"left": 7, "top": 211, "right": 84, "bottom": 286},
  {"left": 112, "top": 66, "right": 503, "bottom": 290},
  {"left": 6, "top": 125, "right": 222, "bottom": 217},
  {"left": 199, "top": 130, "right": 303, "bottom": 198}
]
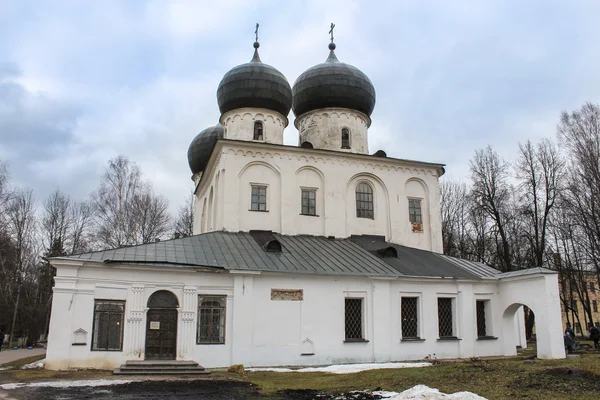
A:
[{"left": 1, "top": 0, "right": 599, "bottom": 215}]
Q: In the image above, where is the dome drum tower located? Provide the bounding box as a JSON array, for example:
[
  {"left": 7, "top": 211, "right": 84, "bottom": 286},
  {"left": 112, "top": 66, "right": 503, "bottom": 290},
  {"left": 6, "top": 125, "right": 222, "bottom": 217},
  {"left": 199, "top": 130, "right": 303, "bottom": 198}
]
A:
[
  {"left": 216, "top": 41, "right": 292, "bottom": 145},
  {"left": 292, "top": 40, "right": 376, "bottom": 155}
]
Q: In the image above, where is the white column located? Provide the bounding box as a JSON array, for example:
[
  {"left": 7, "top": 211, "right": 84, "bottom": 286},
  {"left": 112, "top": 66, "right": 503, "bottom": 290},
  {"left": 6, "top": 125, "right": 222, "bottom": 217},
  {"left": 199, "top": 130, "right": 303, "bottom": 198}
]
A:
[
  {"left": 179, "top": 287, "right": 197, "bottom": 359},
  {"left": 46, "top": 287, "right": 76, "bottom": 370},
  {"left": 457, "top": 284, "right": 474, "bottom": 358},
  {"left": 372, "top": 280, "right": 392, "bottom": 362},
  {"left": 536, "top": 276, "right": 566, "bottom": 359},
  {"left": 125, "top": 285, "right": 145, "bottom": 358},
  {"left": 231, "top": 275, "right": 254, "bottom": 365}
]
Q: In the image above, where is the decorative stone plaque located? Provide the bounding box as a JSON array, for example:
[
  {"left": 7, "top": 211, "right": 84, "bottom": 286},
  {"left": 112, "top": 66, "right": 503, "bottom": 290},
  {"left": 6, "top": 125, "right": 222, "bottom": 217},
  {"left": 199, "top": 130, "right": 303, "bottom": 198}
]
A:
[
  {"left": 271, "top": 289, "right": 303, "bottom": 301},
  {"left": 150, "top": 321, "right": 160, "bottom": 330}
]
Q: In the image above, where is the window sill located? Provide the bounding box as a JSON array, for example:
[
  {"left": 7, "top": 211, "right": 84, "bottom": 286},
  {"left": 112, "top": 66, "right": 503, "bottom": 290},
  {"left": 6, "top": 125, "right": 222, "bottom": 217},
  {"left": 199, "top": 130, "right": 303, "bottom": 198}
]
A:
[
  {"left": 344, "top": 338, "right": 369, "bottom": 343},
  {"left": 197, "top": 342, "right": 226, "bottom": 345},
  {"left": 476, "top": 336, "right": 498, "bottom": 341},
  {"left": 299, "top": 213, "right": 319, "bottom": 217},
  {"left": 341, "top": 146, "right": 351, "bottom": 149},
  {"left": 401, "top": 338, "right": 425, "bottom": 342},
  {"left": 249, "top": 209, "right": 269, "bottom": 212},
  {"left": 437, "top": 337, "right": 461, "bottom": 341},
  {"left": 91, "top": 349, "right": 123, "bottom": 352},
  {"left": 72, "top": 343, "right": 87, "bottom": 346},
  {"left": 300, "top": 352, "right": 315, "bottom": 356}
]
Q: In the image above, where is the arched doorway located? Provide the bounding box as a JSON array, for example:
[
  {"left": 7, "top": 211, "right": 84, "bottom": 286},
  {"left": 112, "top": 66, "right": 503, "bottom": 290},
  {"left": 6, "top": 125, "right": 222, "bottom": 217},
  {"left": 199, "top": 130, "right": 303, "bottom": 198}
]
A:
[
  {"left": 145, "top": 290, "right": 179, "bottom": 360},
  {"left": 502, "top": 303, "right": 536, "bottom": 358}
]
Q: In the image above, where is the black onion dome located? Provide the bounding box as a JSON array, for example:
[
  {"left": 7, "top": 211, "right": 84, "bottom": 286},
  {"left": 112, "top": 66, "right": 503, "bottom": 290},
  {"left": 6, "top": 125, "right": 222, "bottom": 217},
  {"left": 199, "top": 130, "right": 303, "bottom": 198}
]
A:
[
  {"left": 217, "top": 44, "right": 292, "bottom": 117},
  {"left": 187, "top": 124, "right": 224, "bottom": 174},
  {"left": 292, "top": 44, "right": 376, "bottom": 118}
]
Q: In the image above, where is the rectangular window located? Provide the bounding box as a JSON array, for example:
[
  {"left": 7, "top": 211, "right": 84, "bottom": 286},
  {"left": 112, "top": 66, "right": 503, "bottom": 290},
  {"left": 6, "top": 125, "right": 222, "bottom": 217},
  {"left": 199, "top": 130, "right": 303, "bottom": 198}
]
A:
[
  {"left": 345, "top": 298, "right": 364, "bottom": 340},
  {"left": 250, "top": 185, "right": 267, "bottom": 211},
  {"left": 408, "top": 199, "right": 422, "bottom": 223},
  {"left": 593, "top": 300, "right": 598, "bottom": 312},
  {"left": 476, "top": 300, "right": 487, "bottom": 337},
  {"left": 590, "top": 282, "right": 596, "bottom": 292},
  {"left": 571, "top": 299, "right": 577, "bottom": 309},
  {"left": 438, "top": 297, "right": 454, "bottom": 338},
  {"left": 91, "top": 300, "right": 125, "bottom": 351},
  {"left": 401, "top": 297, "right": 419, "bottom": 338},
  {"left": 197, "top": 295, "right": 226, "bottom": 344},
  {"left": 301, "top": 189, "right": 316, "bottom": 216},
  {"left": 575, "top": 322, "right": 581, "bottom": 334}
]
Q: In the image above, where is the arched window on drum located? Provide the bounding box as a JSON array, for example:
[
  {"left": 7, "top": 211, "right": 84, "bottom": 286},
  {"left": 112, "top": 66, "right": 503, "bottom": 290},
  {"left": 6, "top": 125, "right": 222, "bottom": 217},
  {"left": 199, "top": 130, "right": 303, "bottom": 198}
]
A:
[{"left": 355, "top": 182, "right": 374, "bottom": 219}]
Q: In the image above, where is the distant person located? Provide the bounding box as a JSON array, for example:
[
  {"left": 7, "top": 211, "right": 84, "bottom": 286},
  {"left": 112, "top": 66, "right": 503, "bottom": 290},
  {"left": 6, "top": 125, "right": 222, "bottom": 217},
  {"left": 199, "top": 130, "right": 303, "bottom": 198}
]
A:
[
  {"left": 564, "top": 331, "right": 574, "bottom": 354},
  {"left": 565, "top": 323, "right": 575, "bottom": 338},
  {"left": 589, "top": 323, "right": 600, "bottom": 350},
  {"left": 0, "top": 329, "right": 5, "bottom": 352}
]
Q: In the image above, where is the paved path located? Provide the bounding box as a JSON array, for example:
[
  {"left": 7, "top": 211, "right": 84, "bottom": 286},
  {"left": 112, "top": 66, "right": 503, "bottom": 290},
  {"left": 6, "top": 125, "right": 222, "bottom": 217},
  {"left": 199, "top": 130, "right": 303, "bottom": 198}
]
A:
[{"left": 0, "top": 349, "right": 45, "bottom": 366}]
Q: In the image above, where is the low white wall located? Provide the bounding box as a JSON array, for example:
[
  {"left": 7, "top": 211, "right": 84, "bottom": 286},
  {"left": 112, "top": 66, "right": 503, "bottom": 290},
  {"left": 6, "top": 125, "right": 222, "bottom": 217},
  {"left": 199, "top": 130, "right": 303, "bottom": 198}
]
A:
[{"left": 46, "top": 262, "right": 565, "bottom": 371}]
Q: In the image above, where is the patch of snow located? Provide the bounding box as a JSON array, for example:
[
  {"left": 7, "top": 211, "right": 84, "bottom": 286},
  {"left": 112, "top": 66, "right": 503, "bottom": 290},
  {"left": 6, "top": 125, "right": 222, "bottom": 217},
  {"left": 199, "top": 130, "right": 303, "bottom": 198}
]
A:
[
  {"left": 0, "top": 379, "right": 134, "bottom": 390},
  {"left": 20, "top": 358, "right": 45, "bottom": 369},
  {"left": 373, "top": 385, "right": 487, "bottom": 399},
  {"left": 247, "top": 362, "right": 432, "bottom": 374}
]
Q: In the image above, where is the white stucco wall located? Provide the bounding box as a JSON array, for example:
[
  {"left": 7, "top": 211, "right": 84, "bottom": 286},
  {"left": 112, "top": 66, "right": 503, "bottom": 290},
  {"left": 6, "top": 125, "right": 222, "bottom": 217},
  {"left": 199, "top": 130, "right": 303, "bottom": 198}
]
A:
[
  {"left": 46, "top": 262, "right": 564, "bottom": 371},
  {"left": 195, "top": 141, "right": 444, "bottom": 253},
  {"left": 295, "top": 108, "right": 370, "bottom": 154},
  {"left": 220, "top": 107, "right": 288, "bottom": 144}
]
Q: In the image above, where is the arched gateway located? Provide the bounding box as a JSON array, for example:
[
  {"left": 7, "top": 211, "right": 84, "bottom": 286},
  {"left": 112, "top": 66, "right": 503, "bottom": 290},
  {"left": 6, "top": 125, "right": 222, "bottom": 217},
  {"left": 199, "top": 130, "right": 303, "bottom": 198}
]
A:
[{"left": 145, "top": 290, "right": 179, "bottom": 360}]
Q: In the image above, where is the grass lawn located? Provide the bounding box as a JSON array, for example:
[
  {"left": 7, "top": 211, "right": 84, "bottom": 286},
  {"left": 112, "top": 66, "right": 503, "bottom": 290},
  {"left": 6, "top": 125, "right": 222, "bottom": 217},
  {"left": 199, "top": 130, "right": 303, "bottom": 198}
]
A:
[
  {"left": 2, "top": 345, "right": 599, "bottom": 399},
  {"left": 241, "top": 353, "right": 600, "bottom": 400}
]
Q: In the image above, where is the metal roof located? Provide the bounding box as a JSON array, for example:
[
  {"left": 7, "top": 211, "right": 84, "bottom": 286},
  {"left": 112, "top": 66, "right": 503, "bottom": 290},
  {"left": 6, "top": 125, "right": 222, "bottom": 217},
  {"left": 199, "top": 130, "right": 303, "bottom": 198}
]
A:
[
  {"left": 349, "top": 236, "right": 492, "bottom": 279},
  {"left": 56, "top": 232, "right": 504, "bottom": 280}
]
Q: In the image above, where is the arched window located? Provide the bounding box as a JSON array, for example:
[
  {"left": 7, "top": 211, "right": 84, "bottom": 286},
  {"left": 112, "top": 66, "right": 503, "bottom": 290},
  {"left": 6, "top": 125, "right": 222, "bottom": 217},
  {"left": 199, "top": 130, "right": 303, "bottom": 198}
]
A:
[
  {"left": 356, "top": 182, "right": 374, "bottom": 219},
  {"left": 253, "top": 121, "right": 264, "bottom": 140},
  {"left": 341, "top": 128, "right": 350, "bottom": 148}
]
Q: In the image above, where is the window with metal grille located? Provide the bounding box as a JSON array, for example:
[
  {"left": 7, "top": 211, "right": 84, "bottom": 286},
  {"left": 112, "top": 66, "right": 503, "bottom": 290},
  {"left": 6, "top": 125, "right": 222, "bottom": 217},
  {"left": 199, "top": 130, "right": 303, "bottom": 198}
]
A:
[
  {"left": 409, "top": 199, "right": 422, "bottom": 223},
  {"left": 356, "top": 182, "right": 374, "bottom": 219},
  {"left": 401, "top": 297, "right": 419, "bottom": 338},
  {"left": 251, "top": 185, "right": 267, "bottom": 211},
  {"left": 253, "top": 121, "right": 263, "bottom": 140},
  {"left": 345, "top": 298, "right": 363, "bottom": 340},
  {"left": 197, "top": 295, "right": 226, "bottom": 344},
  {"left": 438, "top": 297, "right": 454, "bottom": 338},
  {"left": 476, "top": 300, "right": 487, "bottom": 337},
  {"left": 341, "top": 128, "right": 350, "bottom": 148},
  {"left": 301, "top": 189, "right": 316, "bottom": 216},
  {"left": 91, "top": 300, "right": 125, "bottom": 351},
  {"left": 594, "top": 300, "right": 598, "bottom": 312}
]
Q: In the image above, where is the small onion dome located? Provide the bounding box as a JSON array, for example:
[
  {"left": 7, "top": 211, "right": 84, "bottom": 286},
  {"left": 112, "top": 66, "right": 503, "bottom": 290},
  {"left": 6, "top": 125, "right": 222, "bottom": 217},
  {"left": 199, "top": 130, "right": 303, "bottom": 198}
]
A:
[
  {"left": 292, "top": 42, "right": 376, "bottom": 119},
  {"left": 187, "top": 124, "right": 225, "bottom": 175},
  {"left": 217, "top": 42, "right": 293, "bottom": 118}
]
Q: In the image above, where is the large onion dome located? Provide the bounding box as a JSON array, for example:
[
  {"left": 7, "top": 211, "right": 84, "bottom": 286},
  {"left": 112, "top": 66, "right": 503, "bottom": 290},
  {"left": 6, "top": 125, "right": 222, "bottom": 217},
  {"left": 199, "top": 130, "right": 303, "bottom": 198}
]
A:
[
  {"left": 292, "top": 42, "right": 376, "bottom": 119},
  {"left": 217, "top": 42, "right": 292, "bottom": 117},
  {"left": 187, "top": 124, "right": 224, "bottom": 175}
]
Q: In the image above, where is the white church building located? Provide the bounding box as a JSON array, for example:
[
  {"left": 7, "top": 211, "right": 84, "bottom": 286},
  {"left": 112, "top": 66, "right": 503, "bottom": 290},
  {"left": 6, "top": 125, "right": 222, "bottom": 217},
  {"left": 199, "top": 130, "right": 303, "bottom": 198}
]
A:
[{"left": 46, "top": 33, "right": 565, "bottom": 371}]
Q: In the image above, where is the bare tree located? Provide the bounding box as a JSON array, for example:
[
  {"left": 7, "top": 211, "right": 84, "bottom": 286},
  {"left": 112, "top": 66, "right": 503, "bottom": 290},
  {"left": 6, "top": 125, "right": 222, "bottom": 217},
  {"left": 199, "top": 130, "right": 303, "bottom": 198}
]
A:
[
  {"left": 69, "top": 200, "right": 94, "bottom": 254},
  {"left": 469, "top": 146, "right": 513, "bottom": 272},
  {"left": 4, "top": 188, "right": 37, "bottom": 346},
  {"left": 131, "top": 188, "right": 170, "bottom": 244},
  {"left": 515, "top": 139, "right": 565, "bottom": 267},
  {"left": 93, "top": 156, "right": 171, "bottom": 248},
  {"left": 173, "top": 191, "right": 195, "bottom": 237},
  {"left": 558, "top": 102, "right": 600, "bottom": 280},
  {"left": 42, "top": 189, "right": 71, "bottom": 256}
]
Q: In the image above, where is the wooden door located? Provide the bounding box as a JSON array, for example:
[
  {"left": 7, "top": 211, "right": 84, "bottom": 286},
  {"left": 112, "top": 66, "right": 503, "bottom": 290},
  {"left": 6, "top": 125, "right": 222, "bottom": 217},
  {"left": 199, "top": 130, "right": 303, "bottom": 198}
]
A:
[{"left": 145, "top": 309, "right": 178, "bottom": 360}]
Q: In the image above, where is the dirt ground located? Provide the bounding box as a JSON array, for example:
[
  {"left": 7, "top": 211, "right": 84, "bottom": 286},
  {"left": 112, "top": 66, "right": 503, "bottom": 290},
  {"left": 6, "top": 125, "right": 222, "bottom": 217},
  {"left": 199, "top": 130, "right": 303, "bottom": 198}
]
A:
[{"left": 2, "top": 380, "right": 385, "bottom": 400}]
